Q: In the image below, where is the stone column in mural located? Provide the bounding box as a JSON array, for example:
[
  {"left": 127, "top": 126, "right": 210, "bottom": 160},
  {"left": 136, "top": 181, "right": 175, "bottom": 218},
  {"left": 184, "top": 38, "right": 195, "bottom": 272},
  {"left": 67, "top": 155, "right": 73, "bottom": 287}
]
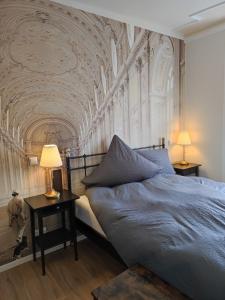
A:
[
  {"left": 109, "top": 100, "right": 114, "bottom": 142},
  {"left": 123, "top": 75, "right": 130, "bottom": 144},
  {"left": 136, "top": 57, "right": 144, "bottom": 146},
  {"left": 113, "top": 90, "right": 123, "bottom": 139},
  {"left": 141, "top": 40, "right": 151, "bottom": 147},
  {"left": 0, "top": 96, "right": 1, "bottom": 127},
  {"left": 0, "top": 136, "right": 7, "bottom": 200},
  {"left": 119, "top": 84, "right": 125, "bottom": 140},
  {"left": 6, "top": 109, "right": 9, "bottom": 132},
  {"left": 129, "top": 59, "right": 141, "bottom": 147},
  {"left": 105, "top": 105, "right": 111, "bottom": 148}
]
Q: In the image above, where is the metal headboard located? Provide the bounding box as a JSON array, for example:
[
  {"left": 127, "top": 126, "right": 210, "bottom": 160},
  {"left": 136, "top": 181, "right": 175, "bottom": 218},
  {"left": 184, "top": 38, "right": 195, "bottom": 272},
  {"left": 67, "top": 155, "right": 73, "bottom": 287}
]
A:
[{"left": 66, "top": 137, "right": 165, "bottom": 191}]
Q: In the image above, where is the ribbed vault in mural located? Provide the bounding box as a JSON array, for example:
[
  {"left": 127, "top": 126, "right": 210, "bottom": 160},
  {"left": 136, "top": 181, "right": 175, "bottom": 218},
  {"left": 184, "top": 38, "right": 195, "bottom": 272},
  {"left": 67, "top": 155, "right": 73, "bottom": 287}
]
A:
[
  {"left": 0, "top": 0, "right": 124, "bottom": 153},
  {"left": 0, "top": 0, "right": 183, "bottom": 210}
]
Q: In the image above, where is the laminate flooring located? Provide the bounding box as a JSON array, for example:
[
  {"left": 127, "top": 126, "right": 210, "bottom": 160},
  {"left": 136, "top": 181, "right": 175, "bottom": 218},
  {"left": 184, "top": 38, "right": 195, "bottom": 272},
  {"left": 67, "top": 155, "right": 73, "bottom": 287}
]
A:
[{"left": 0, "top": 239, "right": 125, "bottom": 300}]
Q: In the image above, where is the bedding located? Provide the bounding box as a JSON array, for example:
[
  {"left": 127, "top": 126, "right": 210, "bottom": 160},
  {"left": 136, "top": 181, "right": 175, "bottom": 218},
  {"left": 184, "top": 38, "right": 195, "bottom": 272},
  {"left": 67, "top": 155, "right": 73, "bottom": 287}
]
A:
[
  {"left": 76, "top": 195, "right": 106, "bottom": 237},
  {"left": 82, "top": 135, "right": 161, "bottom": 187},
  {"left": 137, "top": 148, "right": 175, "bottom": 175},
  {"left": 86, "top": 174, "right": 225, "bottom": 300}
]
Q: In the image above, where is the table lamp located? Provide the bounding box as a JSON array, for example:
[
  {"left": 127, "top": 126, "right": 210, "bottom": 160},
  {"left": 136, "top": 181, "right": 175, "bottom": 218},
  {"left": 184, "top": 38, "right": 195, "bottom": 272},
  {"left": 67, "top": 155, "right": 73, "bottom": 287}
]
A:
[
  {"left": 177, "top": 131, "right": 191, "bottom": 165},
  {"left": 40, "top": 144, "right": 62, "bottom": 198}
]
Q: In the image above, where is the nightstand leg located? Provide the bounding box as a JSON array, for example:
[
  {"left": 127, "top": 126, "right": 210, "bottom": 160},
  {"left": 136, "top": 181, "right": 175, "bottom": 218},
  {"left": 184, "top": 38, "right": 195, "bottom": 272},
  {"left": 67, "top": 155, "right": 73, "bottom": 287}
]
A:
[
  {"left": 196, "top": 167, "right": 199, "bottom": 176},
  {"left": 62, "top": 210, "right": 66, "bottom": 249},
  {"left": 30, "top": 208, "right": 36, "bottom": 261},
  {"left": 70, "top": 201, "right": 78, "bottom": 260},
  {"left": 38, "top": 214, "right": 46, "bottom": 275},
  {"left": 74, "top": 219, "right": 78, "bottom": 260}
]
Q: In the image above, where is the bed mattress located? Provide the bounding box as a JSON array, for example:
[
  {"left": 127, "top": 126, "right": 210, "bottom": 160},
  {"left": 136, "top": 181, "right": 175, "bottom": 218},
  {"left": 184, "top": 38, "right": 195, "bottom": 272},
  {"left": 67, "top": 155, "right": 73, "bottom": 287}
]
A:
[{"left": 76, "top": 195, "right": 106, "bottom": 238}]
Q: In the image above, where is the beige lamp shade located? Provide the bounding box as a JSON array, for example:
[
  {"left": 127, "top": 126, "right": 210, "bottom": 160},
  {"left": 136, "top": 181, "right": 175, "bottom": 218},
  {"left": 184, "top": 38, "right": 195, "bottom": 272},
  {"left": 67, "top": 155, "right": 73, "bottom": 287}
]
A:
[
  {"left": 177, "top": 131, "right": 191, "bottom": 146},
  {"left": 40, "top": 144, "right": 62, "bottom": 168}
]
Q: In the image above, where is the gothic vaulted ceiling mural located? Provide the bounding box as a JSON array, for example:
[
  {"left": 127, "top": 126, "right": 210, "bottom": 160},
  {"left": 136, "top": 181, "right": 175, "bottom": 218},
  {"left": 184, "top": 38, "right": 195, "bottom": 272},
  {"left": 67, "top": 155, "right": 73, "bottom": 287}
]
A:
[
  {"left": 0, "top": 0, "right": 124, "bottom": 152},
  {"left": 0, "top": 0, "right": 183, "bottom": 265}
]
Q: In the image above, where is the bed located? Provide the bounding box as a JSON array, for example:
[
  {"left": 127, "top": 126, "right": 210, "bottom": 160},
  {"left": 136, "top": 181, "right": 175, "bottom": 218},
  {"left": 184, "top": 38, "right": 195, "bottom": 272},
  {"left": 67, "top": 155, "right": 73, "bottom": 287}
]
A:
[
  {"left": 66, "top": 136, "right": 166, "bottom": 260},
  {"left": 67, "top": 135, "right": 225, "bottom": 300},
  {"left": 76, "top": 195, "right": 106, "bottom": 238},
  {"left": 67, "top": 137, "right": 165, "bottom": 263}
]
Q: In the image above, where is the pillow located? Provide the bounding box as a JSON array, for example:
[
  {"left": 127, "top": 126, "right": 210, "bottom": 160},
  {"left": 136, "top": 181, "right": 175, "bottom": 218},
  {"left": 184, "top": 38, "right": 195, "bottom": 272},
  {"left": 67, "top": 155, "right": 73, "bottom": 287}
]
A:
[
  {"left": 82, "top": 135, "right": 161, "bottom": 187},
  {"left": 137, "top": 148, "right": 175, "bottom": 175}
]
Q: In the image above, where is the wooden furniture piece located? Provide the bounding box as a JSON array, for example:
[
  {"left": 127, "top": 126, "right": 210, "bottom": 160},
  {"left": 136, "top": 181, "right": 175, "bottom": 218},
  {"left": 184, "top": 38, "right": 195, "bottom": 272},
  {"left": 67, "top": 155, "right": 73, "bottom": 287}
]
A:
[
  {"left": 24, "top": 190, "right": 79, "bottom": 275},
  {"left": 66, "top": 139, "right": 165, "bottom": 263},
  {"left": 91, "top": 265, "right": 189, "bottom": 300},
  {"left": 173, "top": 163, "right": 201, "bottom": 176}
]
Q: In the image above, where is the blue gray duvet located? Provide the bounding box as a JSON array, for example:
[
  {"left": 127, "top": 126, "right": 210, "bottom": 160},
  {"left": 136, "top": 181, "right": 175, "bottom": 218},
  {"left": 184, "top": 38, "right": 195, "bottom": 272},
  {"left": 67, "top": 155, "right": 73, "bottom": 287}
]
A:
[{"left": 86, "top": 174, "right": 225, "bottom": 300}]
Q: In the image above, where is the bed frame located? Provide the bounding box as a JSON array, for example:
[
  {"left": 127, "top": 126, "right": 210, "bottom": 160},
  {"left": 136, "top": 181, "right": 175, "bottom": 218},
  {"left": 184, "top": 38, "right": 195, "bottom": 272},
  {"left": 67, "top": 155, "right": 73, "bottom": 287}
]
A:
[{"left": 66, "top": 138, "right": 165, "bottom": 265}]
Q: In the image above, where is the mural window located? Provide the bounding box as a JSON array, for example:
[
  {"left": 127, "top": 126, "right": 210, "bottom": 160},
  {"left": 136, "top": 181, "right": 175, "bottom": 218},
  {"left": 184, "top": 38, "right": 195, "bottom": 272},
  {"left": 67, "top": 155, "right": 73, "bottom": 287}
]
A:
[
  {"left": 127, "top": 24, "right": 135, "bottom": 48},
  {"left": 111, "top": 38, "right": 118, "bottom": 77},
  {"left": 101, "top": 65, "right": 107, "bottom": 95}
]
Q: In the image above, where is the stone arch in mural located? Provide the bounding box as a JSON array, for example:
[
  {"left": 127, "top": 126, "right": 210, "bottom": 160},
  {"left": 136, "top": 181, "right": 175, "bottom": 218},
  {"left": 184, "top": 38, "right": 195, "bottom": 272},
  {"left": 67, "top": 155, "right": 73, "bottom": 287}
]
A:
[
  {"left": 24, "top": 118, "right": 77, "bottom": 155},
  {"left": 149, "top": 34, "right": 177, "bottom": 144},
  {"left": 0, "top": 0, "right": 124, "bottom": 149}
]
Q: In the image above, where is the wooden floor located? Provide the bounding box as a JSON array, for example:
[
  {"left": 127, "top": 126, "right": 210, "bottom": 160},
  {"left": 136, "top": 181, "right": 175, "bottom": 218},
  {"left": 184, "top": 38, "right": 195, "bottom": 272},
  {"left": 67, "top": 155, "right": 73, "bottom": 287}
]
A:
[{"left": 0, "top": 239, "right": 126, "bottom": 300}]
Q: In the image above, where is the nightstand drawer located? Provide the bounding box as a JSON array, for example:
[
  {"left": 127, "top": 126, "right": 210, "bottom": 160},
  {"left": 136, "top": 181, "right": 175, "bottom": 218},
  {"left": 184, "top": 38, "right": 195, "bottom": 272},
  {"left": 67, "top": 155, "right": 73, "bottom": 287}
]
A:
[
  {"left": 175, "top": 167, "right": 196, "bottom": 176},
  {"left": 38, "top": 201, "right": 71, "bottom": 218},
  {"left": 173, "top": 163, "right": 201, "bottom": 177}
]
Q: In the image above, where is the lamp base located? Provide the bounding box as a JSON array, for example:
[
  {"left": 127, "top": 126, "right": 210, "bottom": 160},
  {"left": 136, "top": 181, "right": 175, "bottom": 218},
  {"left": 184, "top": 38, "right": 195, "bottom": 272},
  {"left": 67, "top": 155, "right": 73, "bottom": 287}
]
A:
[
  {"left": 44, "top": 189, "right": 60, "bottom": 199},
  {"left": 179, "top": 160, "right": 189, "bottom": 166}
]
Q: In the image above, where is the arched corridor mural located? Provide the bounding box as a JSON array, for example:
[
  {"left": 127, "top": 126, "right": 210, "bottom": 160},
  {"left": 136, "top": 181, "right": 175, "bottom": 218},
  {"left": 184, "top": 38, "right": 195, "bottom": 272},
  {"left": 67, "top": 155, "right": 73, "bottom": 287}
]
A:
[
  {"left": 0, "top": 0, "right": 184, "bottom": 202},
  {"left": 0, "top": 0, "right": 184, "bottom": 265}
]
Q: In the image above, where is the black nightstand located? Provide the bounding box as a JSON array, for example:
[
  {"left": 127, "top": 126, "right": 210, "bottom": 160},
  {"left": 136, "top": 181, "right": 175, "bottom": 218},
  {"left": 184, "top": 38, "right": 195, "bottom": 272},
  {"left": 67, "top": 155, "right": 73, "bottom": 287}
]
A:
[
  {"left": 25, "top": 190, "right": 79, "bottom": 275},
  {"left": 173, "top": 163, "right": 201, "bottom": 176}
]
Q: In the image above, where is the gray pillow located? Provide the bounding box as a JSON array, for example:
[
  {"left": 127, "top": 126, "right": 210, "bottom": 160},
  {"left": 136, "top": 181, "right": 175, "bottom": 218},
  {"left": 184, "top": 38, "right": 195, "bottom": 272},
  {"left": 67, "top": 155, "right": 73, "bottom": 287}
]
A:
[
  {"left": 137, "top": 148, "right": 175, "bottom": 175},
  {"left": 82, "top": 135, "right": 161, "bottom": 187}
]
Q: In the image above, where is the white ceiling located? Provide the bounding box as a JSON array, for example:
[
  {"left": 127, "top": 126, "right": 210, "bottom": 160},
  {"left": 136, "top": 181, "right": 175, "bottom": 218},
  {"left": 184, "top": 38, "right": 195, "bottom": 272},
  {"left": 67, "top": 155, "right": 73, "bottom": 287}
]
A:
[{"left": 53, "top": 0, "right": 225, "bottom": 39}]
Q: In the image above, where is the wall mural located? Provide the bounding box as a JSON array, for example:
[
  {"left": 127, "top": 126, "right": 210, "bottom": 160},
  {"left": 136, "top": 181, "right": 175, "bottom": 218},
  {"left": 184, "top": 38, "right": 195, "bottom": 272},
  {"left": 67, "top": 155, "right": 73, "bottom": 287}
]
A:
[{"left": 0, "top": 0, "right": 184, "bottom": 266}]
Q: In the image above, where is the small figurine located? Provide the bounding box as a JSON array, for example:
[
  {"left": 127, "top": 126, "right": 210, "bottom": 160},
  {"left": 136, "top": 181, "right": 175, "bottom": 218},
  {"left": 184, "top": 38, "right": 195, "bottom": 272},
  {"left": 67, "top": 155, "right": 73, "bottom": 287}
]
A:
[{"left": 7, "top": 191, "right": 27, "bottom": 243}]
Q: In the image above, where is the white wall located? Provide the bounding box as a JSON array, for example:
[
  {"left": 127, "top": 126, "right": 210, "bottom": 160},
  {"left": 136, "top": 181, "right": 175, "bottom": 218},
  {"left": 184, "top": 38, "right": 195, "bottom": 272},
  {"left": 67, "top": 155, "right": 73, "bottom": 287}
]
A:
[{"left": 185, "top": 30, "right": 225, "bottom": 180}]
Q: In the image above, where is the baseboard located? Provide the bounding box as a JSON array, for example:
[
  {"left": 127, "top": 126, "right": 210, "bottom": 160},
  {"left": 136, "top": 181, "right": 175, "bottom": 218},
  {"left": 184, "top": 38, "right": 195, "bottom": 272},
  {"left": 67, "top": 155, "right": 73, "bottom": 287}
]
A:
[{"left": 0, "top": 235, "right": 86, "bottom": 273}]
